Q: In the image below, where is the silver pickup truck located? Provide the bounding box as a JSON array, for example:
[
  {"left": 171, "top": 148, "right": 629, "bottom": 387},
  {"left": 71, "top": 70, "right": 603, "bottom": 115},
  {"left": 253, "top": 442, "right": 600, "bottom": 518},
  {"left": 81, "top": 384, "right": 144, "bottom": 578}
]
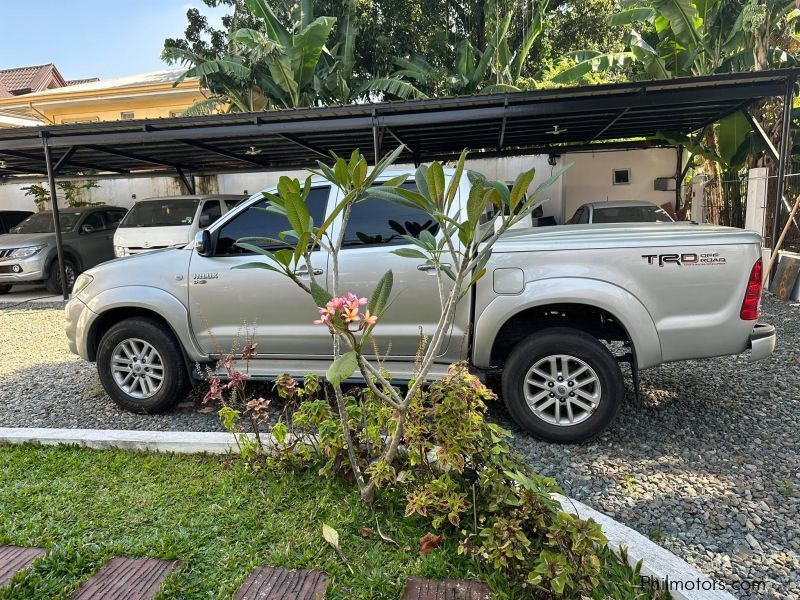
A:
[{"left": 65, "top": 169, "right": 776, "bottom": 441}]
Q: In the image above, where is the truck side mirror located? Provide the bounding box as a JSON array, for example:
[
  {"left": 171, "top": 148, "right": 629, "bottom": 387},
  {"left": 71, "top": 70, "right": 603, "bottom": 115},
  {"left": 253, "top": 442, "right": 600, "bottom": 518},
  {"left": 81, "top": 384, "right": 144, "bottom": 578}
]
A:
[
  {"left": 198, "top": 214, "right": 211, "bottom": 228},
  {"left": 194, "top": 230, "right": 212, "bottom": 256}
]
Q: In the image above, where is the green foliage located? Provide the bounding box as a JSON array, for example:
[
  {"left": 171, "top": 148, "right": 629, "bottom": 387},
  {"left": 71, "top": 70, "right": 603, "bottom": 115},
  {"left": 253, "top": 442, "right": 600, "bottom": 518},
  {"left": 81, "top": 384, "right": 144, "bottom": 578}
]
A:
[
  {"left": 21, "top": 180, "right": 102, "bottom": 210},
  {"left": 163, "top": 0, "right": 370, "bottom": 110},
  {"left": 0, "top": 444, "right": 517, "bottom": 599},
  {"left": 365, "top": 4, "right": 548, "bottom": 99},
  {"left": 208, "top": 363, "right": 657, "bottom": 598},
  {"left": 326, "top": 351, "right": 358, "bottom": 386},
  {"left": 556, "top": 0, "right": 799, "bottom": 84},
  {"left": 20, "top": 184, "right": 50, "bottom": 211},
  {"left": 206, "top": 147, "right": 648, "bottom": 596},
  {"left": 717, "top": 111, "right": 754, "bottom": 169}
]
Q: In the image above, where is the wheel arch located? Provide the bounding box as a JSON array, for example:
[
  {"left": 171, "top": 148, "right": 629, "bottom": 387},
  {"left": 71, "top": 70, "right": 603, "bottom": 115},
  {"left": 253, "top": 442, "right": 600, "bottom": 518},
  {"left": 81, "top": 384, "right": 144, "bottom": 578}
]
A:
[
  {"left": 44, "top": 245, "right": 82, "bottom": 275},
  {"left": 473, "top": 278, "right": 662, "bottom": 370},
  {"left": 81, "top": 287, "right": 207, "bottom": 378}
]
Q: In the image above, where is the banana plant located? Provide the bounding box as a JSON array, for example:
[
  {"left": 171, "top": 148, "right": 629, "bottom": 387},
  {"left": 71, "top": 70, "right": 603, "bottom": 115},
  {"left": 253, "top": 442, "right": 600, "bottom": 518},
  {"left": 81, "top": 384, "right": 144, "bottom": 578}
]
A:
[
  {"left": 364, "top": 2, "right": 548, "bottom": 100},
  {"left": 164, "top": 0, "right": 372, "bottom": 111},
  {"left": 161, "top": 45, "right": 260, "bottom": 113},
  {"left": 235, "top": 0, "right": 337, "bottom": 108},
  {"left": 554, "top": 0, "right": 798, "bottom": 83},
  {"left": 722, "top": 0, "right": 800, "bottom": 71}
]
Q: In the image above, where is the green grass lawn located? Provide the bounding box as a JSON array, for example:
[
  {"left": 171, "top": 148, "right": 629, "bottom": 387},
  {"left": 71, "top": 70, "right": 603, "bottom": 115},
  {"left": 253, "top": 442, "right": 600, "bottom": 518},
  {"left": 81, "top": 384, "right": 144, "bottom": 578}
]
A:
[{"left": 0, "top": 444, "right": 519, "bottom": 599}]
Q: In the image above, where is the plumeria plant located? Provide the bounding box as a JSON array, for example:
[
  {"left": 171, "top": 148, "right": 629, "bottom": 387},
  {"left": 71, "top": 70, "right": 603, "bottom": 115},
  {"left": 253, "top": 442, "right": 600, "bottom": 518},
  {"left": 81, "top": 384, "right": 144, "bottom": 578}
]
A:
[{"left": 233, "top": 145, "right": 568, "bottom": 503}]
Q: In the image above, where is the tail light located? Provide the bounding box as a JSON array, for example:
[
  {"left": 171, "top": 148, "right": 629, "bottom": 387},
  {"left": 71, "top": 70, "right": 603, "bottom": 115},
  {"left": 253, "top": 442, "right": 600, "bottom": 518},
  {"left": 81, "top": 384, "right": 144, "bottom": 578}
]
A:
[{"left": 740, "top": 258, "right": 763, "bottom": 321}]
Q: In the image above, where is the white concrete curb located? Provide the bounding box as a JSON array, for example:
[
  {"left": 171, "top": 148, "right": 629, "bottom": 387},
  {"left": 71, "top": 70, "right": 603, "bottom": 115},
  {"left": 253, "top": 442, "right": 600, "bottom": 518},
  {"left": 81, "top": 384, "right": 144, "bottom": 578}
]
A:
[
  {"left": 554, "top": 494, "right": 736, "bottom": 600},
  {"left": 0, "top": 427, "right": 735, "bottom": 599},
  {"left": 0, "top": 427, "right": 246, "bottom": 454}
]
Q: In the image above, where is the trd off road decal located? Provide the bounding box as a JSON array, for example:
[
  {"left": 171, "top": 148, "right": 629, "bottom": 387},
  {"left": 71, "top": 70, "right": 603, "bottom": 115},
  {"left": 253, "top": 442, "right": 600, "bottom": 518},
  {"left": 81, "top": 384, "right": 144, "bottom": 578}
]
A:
[{"left": 641, "top": 252, "right": 726, "bottom": 267}]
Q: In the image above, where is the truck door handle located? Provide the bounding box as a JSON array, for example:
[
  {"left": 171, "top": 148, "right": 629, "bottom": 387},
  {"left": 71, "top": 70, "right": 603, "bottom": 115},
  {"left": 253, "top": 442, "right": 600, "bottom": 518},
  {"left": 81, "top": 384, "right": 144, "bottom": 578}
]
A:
[
  {"left": 295, "top": 267, "right": 323, "bottom": 276},
  {"left": 417, "top": 263, "right": 450, "bottom": 272}
]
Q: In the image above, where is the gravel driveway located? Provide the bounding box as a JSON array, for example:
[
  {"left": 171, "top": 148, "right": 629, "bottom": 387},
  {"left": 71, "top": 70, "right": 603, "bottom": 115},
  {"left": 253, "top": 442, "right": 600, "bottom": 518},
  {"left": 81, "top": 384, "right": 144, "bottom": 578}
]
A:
[
  {"left": 1, "top": 295, "right": 798, "bottom": 598},
  {"left": 505, "top": 294, "right": 800, "bottom": 600},
  {"left": 0, "top": 303, "right": 223, "bottom": 432}
]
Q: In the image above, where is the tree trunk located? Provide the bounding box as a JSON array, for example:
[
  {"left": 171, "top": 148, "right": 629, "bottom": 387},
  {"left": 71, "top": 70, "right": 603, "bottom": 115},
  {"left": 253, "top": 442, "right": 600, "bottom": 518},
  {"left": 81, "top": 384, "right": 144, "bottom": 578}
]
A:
[{"left": 753, "top": 30, "right": 769, "bottom": 72}]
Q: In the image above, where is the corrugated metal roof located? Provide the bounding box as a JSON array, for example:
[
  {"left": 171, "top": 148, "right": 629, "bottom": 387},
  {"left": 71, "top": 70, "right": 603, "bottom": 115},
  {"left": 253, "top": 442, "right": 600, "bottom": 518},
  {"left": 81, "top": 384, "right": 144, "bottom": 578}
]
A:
[{"left": 0, "top": 69, "right": 796, "bottom": 179}]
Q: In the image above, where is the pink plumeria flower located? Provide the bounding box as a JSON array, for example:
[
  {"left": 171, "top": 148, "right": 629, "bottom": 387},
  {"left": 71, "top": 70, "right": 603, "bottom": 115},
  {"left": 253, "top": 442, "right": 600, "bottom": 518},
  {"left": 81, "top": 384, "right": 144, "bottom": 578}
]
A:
[
  {"left": 362, "top": 310, "right": 378, "bottom": 326},
  {"left": 343, "top": 306, "right": 361, "bottom": 323},
  {"left": 346, "top": 292, "right": 367, "bottom": 306}
]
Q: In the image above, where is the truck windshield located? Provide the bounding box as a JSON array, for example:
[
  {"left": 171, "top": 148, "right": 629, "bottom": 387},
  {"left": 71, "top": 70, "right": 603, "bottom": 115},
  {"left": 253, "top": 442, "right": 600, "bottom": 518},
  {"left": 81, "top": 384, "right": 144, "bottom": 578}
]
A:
[
  {"left": 592, "top": 206, "right": 673, "bottom": 223},
  {"left": 10, "top": 211, "right": 81, "bottom": 233},
  {"left": 119, "top": 199, "right": 200, "bottom": 228}
]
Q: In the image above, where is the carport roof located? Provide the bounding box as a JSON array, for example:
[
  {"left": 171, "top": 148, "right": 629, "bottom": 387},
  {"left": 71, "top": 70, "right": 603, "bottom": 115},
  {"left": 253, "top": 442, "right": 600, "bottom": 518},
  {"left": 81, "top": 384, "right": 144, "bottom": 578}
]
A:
[{"left": 0, "top": 69, "right": 797, "bottom": 179}]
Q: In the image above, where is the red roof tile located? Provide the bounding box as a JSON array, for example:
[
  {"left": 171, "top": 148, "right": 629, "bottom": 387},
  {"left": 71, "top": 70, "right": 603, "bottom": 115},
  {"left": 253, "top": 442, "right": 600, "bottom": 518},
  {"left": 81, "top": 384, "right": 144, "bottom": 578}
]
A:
[{"left": 0, "top": 63, "right": 67, "bottom": 95}]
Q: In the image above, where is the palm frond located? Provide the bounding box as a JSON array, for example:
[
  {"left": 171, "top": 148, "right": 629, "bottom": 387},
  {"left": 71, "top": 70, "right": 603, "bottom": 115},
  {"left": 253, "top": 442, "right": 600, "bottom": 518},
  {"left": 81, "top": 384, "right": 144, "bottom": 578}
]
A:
[{"left": 360, "top": 78, "right": 429, "bottom": 100}]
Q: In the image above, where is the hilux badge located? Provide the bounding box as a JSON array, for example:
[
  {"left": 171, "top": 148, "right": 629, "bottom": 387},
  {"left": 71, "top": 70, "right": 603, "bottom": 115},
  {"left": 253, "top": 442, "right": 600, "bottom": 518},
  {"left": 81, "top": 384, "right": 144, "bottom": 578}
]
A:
[{"left": 193, "top": 272, "right": 219, "bottom": 284}]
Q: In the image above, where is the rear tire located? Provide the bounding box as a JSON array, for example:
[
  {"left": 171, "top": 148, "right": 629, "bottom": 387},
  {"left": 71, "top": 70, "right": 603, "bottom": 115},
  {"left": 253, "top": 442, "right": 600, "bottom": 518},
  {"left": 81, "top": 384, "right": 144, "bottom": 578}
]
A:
[
  {"left": 501, "top": 327, "right": 623, "bottom": 442},
  {"left": 97, "top": 317, "right": 189, "bottom": 413},
  {"left": 0, "top": 284, "right": 11, "bottom": 295},
  {"left": 45, "top": 258, "right": 77, "bottom": 295}
]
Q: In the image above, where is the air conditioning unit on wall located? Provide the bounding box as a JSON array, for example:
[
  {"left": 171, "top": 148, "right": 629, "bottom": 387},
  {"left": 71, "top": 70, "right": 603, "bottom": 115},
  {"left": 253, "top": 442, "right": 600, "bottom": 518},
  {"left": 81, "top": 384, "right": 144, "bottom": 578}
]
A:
[{"left": 654, "top": 177, "right": 676, "bottom": 191}]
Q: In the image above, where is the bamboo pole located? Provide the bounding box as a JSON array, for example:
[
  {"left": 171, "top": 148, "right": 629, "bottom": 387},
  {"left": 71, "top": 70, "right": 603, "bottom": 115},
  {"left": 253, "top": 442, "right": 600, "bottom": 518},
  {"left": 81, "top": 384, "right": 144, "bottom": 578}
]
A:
[{"left": 764, "top": 193, "right": 800, "bottom": 286}]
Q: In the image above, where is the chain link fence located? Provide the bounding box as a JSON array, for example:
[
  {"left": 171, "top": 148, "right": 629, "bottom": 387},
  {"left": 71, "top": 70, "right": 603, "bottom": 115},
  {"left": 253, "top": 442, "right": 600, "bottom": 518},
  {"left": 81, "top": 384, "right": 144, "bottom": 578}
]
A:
[
  {"left": 703, "top": 174, "right": 749, "bottom": 229},
  {"left": 765, "top": 162, "right": 800, "bottom": 253},
  {"left": 688, "top": 163, "right": 800, "bottom": 254}
]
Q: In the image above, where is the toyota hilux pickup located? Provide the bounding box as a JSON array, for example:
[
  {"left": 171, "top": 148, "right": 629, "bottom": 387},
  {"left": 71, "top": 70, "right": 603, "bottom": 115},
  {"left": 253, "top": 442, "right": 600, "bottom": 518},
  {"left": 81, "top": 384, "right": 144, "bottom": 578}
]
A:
[{"left": 65, "top": 169, "right": 776, "bottom": 441}]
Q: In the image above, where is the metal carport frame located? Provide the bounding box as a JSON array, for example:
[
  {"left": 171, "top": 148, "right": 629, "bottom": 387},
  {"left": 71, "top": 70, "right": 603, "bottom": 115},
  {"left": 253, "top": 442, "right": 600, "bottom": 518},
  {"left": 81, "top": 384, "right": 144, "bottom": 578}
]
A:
[{"left": 0, "top": 69, "right": 797, "bottom": 299}]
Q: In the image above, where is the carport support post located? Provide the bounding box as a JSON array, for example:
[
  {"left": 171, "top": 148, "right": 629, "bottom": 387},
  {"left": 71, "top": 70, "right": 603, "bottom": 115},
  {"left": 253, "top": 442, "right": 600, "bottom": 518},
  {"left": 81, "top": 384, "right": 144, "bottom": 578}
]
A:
[
  {"left": 675, "top": 145, "right": 684, "bottom": 211},
  {"left": 771, "top": 75, "right": 796, "bottom": 278},
  {"left": 42, "top": 138, "right": 69, "bottom": 300}
]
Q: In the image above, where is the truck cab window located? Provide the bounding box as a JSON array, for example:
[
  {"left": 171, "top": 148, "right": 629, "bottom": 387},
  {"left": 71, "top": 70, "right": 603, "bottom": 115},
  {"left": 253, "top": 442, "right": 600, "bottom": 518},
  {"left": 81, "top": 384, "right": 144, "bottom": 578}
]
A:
[
  {"left": 215, "top": 187, "right": 329, "bottom": 255},
  {"left": 343, "top": 183, "right": 438, "bottom": 247}
]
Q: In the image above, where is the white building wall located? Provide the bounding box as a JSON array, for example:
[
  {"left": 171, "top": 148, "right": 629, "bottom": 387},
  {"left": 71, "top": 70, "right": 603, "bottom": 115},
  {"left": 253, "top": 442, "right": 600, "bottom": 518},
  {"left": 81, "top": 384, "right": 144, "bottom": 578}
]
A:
[
  {"left": 217, "top": 155, "right": 563, "bottom": 219},
  {"left": 1, "top": 149, "right": 677, "bottom": 227},
  {"left": 462, "top": 155, "right": 564, "bottom": 221},
  {"left": 0, "top": 182, "right": 38, "bottom": 211},
  {"left": 561, "top": 148, "right": 680, "bottom": 222},
  {"left": 0, "top": 176, "right": 191, "bottom": 211}
]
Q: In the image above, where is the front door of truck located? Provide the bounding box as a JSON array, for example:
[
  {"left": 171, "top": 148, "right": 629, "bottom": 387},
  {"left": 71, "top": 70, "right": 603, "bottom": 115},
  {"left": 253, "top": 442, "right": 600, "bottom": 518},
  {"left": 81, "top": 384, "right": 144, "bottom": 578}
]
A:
[
  {"left": 188, "top": 187, "right": 332, "bottom": 357},
  {"left": 332, "top": 191, "right": 463, "bottom": 359}
]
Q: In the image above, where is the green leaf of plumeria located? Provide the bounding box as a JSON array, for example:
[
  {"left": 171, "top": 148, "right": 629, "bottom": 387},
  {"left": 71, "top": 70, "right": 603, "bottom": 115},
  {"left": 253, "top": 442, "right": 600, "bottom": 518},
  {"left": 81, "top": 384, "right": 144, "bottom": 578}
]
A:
[
  {"left": 326, "top": 351, "right": 358, "bottom": 387},
  {"left": 509, "top": 168, "right": 536, "bottom": 213},
  {"left": 310, "top": 281, "right": 332, "bottom": 308},
  {"left": 368, "top": 269, "right": 393, "bottom": 316},
  {"left": 390, "top": 248, "right": 428, "bottom": 259},
  {"left": 232, "top": 262, "right": 283, "bottom": 273}
]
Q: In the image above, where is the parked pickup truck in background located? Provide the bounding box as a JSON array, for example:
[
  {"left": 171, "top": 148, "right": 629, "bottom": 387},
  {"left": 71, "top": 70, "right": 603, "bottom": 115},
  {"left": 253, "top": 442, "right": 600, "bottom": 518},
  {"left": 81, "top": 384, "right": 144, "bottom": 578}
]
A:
[
  {"left": 65, "top": 170, "right": 776, "bottom": 441},
  {"left": 1, "top": 206, "right": 127, "bottom": 295}
]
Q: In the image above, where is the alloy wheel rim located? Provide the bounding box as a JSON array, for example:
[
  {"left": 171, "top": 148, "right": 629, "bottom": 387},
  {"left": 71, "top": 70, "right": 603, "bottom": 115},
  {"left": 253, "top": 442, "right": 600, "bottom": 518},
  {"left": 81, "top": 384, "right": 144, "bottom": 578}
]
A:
[
  {"left": 59, "top": 265, "right": 76, "bottom": 290},
  {"left": 523, "top": 354, "right": 601, "bottom": 426},
  {"left": 111, "top": 338, "right": 165, "bottom": 399}
]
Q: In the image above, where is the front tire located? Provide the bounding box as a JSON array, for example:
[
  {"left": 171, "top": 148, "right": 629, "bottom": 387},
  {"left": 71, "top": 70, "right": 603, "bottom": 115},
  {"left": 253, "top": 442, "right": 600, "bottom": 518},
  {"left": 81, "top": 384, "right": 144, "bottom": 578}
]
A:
[
  {"left": 97, "top": 317, "right": 189, "bottom": 413},
  {"left": 45, "top": 258, "right": 77, "bottom": 295},
  {"left": 501, "top": 328, "right": 623, "bottom": 442}
]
